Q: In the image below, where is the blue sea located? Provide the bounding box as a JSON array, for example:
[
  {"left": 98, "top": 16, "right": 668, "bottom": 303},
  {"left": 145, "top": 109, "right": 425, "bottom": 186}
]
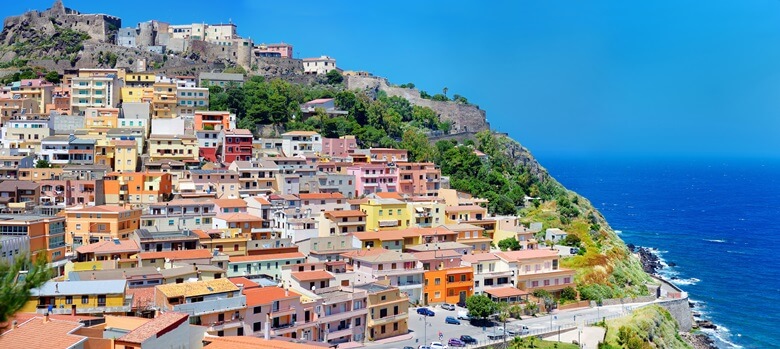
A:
[{"left": 541, "top": 157, "right": 780, "bottom": 349}]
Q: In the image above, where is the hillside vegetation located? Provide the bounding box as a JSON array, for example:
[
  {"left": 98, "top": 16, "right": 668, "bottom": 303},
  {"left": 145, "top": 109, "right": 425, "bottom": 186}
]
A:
[
  {"left": 600, "top": 305, "right": 691, "bottom": 349},
  {"left": 211, "top": 75, "right": 653, "bottom": 300}
]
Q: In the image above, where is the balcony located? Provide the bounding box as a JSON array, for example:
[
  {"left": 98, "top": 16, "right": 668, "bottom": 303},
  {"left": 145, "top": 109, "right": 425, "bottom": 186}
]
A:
[
  {"left": 447, "top": 280, "right": 473, "bottom": 288},
  {"left": 270, "top": 305, "right": 296, "bottom": 317},
  {"left": 327, "top": 326, "right": 358, "bottom": 339},
  {"left": 207, "top": 318, "right": 244, "bottom": 332},
  {"left": 172, "top": 296, "right": 246, "bottom": 316},
  {"left": 375, "top": 268, "right": 420, "bottom": 277},
  {"left": 369, "top": 313, "right": 407, "bottom": 326},
  {"left": 320, "top": 308, "right": 368, "bottom": 323},
  {"left": 271, "top": 320, "right": 316, "bottom": 335}
]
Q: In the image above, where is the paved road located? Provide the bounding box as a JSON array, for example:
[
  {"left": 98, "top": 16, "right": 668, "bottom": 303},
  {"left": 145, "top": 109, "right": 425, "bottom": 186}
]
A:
[{"left": 366, "top": 302, "right": 652, "bottom": 349}]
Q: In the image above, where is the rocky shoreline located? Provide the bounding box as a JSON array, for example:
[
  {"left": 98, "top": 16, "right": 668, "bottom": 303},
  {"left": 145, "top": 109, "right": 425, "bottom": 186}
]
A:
[{"left": 630, "top": 244, "right": 719, "bottom": 349}]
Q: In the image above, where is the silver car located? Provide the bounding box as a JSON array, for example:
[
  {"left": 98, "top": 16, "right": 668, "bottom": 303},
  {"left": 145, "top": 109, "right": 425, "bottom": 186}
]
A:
[{"left": 441, "top": 303, "right": 456, "bottom": 311}]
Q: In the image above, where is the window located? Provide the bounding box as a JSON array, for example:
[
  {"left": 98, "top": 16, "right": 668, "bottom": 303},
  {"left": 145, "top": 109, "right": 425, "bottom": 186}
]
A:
[
  {"left": 65, "top": 296, "right": 73, "bottom": 304},
  {"left": 168, "top": 219, "right": 174, "bottom": 226},
  {"left": 82, "top": 295, "right": 89, "bottom": 304},
  {"left": 434, "top": 278, "right": 440, "bottom": 285}
]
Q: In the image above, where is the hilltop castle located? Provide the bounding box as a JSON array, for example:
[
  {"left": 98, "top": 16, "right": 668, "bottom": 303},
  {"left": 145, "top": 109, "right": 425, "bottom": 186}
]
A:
[{"left": 1, "top": 0, "right": 121, "bottom": 45}]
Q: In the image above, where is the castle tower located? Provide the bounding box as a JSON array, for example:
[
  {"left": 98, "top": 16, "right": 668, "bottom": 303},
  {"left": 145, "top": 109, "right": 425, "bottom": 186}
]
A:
[
  {"left": 137, "top": 21, "right": 155, "bottom": 47},
  {"left": 236, "top": 38, "right": 253, "bottom": 71},
  {"left": 50, "top": 0, "right": 66, "bottom": 15}
]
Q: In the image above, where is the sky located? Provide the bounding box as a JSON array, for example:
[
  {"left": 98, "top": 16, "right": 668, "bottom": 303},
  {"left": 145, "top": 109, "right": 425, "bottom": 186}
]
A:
[{"left": 6, "top": 0, "right": 780, "bottom": 160}]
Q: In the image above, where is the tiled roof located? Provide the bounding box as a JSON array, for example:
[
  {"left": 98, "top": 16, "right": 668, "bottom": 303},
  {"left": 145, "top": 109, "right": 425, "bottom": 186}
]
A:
[
  {"left": 445, "top": 205, "right": 486, "bottom": 213},
  {"left": 75, "top": 239, "right": 139, "bottom": 255},
  {"left": 0, "top": 180, "right": 39, "bottom": 191},
  {"left": 125, "top": 287, "right": 155, "bottom": 309},
  {"left": 117, "top": 312, "right": 188, "bottom": 344},
  {"left": 495, "top": 249, "right": 559, "bottom": 261},
  {"left": 0, "top": 317, "right": 86, "bottom": 349},
  {"left": 67, "top": 205, "right": 136, "bottom": 213},
  {"left": 282, "top": 131, "right": 319, "bottom": 136},
  {"left": 352, "top": 227, "right": 456, "bottom": 241},
  {"left": 229, "top": 252, "right": 304, "bottom": 263},
  {"left": 243, "top": 286, "right": 299, "bottom": 306},
  {"left": 298, "top": 192, "right": 344, "bottom": 200},
  {"left": 411, "top": 249, "right": 462, "bottom": 261},
  {"left": 440, "top": 223, "right": 485, "bottom": 232},
  {"left": 373, "top": 192, "right": 402, "bottom": 199},
  {"left": 211, "top": 198, "right": 247, "bottom": 208},
  {"left": 215, "top": 212, "right": 263, "bottom": 222},
  {"left": 229, "top": 277, "right": 260, "bottom": 289},
  {"left": 485, "top": 287, "right": 529, "bottom": 298},
  {"left": 156, "top": 278, "right": 239, "bottom": 298},
  {"left": 461, "top": 253, "right": 500, "bottom": 263},
  {"left": 138, "top": 249, "right": 212, "bottom": 260},
  {"left": 324, "top": 210, "right": 366, "bottom": 218},
  {"left": 291, "top": 270, "right": 334, "bottom": 282},
  {"left": 341, "top": 248, "right": 418, "bottom": 263},
  {"left": 203, "top": 335, "right": 328, "bottom": 349},
  {"left": 252, "top": 196, "right": 271, "bottom": 205},
  {"left": 32, "top": 280, "right": 126, "bottom": 296}
]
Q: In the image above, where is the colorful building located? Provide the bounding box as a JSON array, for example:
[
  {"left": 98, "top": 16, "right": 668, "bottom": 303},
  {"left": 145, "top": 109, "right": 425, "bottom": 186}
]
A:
[
  {"left": 103, "top": 172, "right": 173, "bottom": 205},
  {"left": 359, "top": 198, "right": 411, "bottom": 231},
  {"left": 21, "top": 280, "right": 131, "bottom": 315},
  {"left": 154, "top": 278, "right": 246, "bottom": 336},
  {"left": 422, "top": 266, "right": 473, "bottom": 305},
  {"left": 64, "top": 205, "right": 142, "bottom": 249},
  {"left": 347, "top": 164, "right": 398, "bottom": 197},
  {"left": 220, "top": 129, "right": 253, "bottom": 163},
  {"left": 358, "top": 282, "right": 409, "bottom": 341}
]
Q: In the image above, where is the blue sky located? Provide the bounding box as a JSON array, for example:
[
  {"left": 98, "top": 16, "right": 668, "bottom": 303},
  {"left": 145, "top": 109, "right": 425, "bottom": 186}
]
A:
[{"left": 6, "top": 0, "right": 780, "bottom": 159}]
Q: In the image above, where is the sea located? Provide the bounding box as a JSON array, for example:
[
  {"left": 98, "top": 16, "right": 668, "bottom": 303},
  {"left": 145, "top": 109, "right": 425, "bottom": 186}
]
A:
[{"left": 541, "top": 157, "right": 780, "bottom": 349}]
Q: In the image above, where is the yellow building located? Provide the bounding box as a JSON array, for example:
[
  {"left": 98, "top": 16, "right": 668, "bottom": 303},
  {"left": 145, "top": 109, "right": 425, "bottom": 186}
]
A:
[
  {"left": 94, "top": 138, "right": 115, "bottom": 168},
  {"left": 152, "top": 82, "right": 177, "bottom": 118},
  {"left": 360, "top": 282, "right": 409, "bottom": 341},
  {"left": 408, "top": 201, "right": 446, "bottom": 228},
  {"left": 121, "top": 86, "right": 154, "bottom": 103},
  {"left": 65, "top": 205, "right": 142, "bottom": 248},
  {"left": 20, "top": 280, "right": 131, "bottom": 315},
  {"left": 84, "top": 108, "right": 120, "bottom": 130},
  {"left": 360, "top": 198, "right": 412, "bottom": 231},
  {"left": 352, "top": 227, "right": 458, "bottom": 251},
  {"left": 444, "top": 205, "right": 488, "bottom": 224},
  {"left": 113, "top": 139, "right": 139, "bottom": 172},
  {"left": 124, "top": 72, "right": 156, "bottom": 87},
  {"left": 14, "top": 80, "right": 54, "bottom": 113},
  {"left": 147, "top": 134, "right": 199, "bottom": 162}
]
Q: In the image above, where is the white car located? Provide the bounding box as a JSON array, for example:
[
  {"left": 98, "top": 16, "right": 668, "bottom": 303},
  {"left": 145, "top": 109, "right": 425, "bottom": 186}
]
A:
[
  {"left": 456, "top": 310, "right": 470, "bottom": 320},
  {"left": 430, "top": 342, "right": 448, "bottom": 349}
]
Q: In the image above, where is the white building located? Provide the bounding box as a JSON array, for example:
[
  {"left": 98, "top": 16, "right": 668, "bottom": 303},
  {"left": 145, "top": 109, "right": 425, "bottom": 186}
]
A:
[
  {"left": 281, "top": 131, "right": 322, "bottom": 157},
  {"left": 545, "top": 228, "right": 568, "bottom": 243},
  {"left": 70, "top": 75, "right": 121, "bottom": 115},
  {"left": 303, "top": 56, "right": 337, "bottom": 75}
]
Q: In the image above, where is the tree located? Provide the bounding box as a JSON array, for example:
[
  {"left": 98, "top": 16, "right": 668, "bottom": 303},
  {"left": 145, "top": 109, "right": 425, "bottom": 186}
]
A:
[
  {"left": 0, "top": 253, "right": 51, "bottom": 323},
  {"left": 497, "top": 237, "right": 521, "bottom": 251},
  {"left": 560, "top": 286, "right": 578, "bottom": 301},
  {"left": 44, "top": 71, "right": 60, "bottom": 84},
  {"left": 400, "top": 128, "right": 436, "bottom": 162},
  {"left": 326, "top": 69, "right": 343, "bottom": 85},
  {"left": 465, "top": 294, "right": 497, "bottom": 319},
  {"left": 35, "top": 159, "right": 50, "bottom": 168},
  {"left": 442, "top": 86, "right": 448, "bottom": 97},
  {"left": 223, "top": 65, "right": 246, "bottom": 74}
]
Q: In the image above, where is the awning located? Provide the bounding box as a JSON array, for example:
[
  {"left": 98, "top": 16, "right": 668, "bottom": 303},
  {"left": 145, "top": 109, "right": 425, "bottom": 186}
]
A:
[{"left": 178, "top": 182, "right": 196, "bottom": 191}]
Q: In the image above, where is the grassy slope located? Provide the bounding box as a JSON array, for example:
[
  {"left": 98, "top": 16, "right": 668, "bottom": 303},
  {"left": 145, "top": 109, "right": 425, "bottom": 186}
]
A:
[{"left": 602, "top": 305, "right": 692, "bottom": 349}]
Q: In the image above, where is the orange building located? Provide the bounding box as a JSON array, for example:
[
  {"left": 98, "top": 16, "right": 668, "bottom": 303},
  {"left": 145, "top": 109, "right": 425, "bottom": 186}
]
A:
[
  {"left": 64, "top": 205, "right": 142, "bottom": 250},
  {"left": 195, "top": 111, "right": 232, "bottom": 131},
  {"left": 0, "top": 214, "right": 66, "bottom": 264},
  {"left": 422, "top": 266, "right": 473, "bottom": 305},
  {"left": 103, "top": 172, "right": 173, "bottom": 205}
]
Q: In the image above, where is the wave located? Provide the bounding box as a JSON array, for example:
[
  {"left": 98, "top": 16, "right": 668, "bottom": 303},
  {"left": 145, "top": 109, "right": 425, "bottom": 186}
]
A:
[
  {"left": 670, "top": 277, "right": 700, "bottom": 286},
  {"left": 726, "top": 250, "right": 747, "bottom": 255},
  {"left": 704, "top": 239, "right": 726, "bottom": 243},
  {"left": 702, "top": 327, "right": 744, "bottom": 349}
]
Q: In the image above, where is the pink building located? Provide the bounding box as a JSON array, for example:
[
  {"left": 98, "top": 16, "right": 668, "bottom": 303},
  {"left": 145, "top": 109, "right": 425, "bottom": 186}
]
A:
[
  {"left": 257, "top": 43, "right": 294, "bottom": 58},
  {"left": 322, "top": 136, "right": 358, "bottom": 158},
  {"left": 346, "top": 163, "right": 398, "bottom": 197},
  {"left": 368, "top": 148, "right": 408, "bottom": 164},
  {"left": 242, "top": 286, "right": 318, "bottom": 340},
  {"left": 39, "top": 179, "right": 98, "bottom": 206},
  {"left": 397, "top": 162, "right": 441, "bottom": 197}
]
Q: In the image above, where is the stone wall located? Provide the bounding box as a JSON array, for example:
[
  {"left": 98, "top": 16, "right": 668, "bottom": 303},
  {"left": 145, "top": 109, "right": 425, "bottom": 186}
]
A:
[
  {"left": 2, "top": 0, "right": 120, "bottom": 46},
  {"left": 252, "top": 56, "right": 304, "bottom": 77},
  {"left": 657, "top": 298, "right": 693, "bottom": 332}
]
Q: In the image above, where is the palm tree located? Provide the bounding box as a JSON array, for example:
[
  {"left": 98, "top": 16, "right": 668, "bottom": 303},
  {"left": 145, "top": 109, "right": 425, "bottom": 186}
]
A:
[{"left": 443, "top": 87, "right": 449, "bottom": 97}]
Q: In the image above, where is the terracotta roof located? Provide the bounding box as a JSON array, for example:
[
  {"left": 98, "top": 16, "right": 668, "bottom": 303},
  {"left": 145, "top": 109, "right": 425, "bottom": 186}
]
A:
[
  {"left": 229, "top": 252, "right": 304, "bottom": 263},
  {"left": 203, "top": 336, "right": 328, "bottom": 349},
  {"left": 252, "top": 196, "right": 271, "bottom": 205},
  {"left": 495, "top": 249, "right": 559, "bottom": 261},
  {"left": 224, "top": 129, "right": 253, "bottom": 136},
  {"left": 485, "top": 287, "right": 529, "bottom": 298},
  {"left": 215, "top": 212, "right": 263, "bottom": 222},
  {"left": 445, "top": 205, "right": 486, "bottom": 213},
  {"left": 0, "top": 317, "right": 86, "bottom": 349},
  {"left": 347, "top": 198, "right": 369, "bottom": 205},
  {"left": 440, "top": 223, "right": 485, "bottom": 232},
  {"left": 192, "top": 229, "right": 211, "bottom": 239},
  {"left": 156, "top": 278, "right": 239, "bottom": 298},
  {"left": 374, "top": 192, "right": 403, "bottom": 199},
  {"left": 243, "top": 286, "right": 300, "bottom": 306},
  {"left": 210, "top": 198, "right": 248, "bottom": 208},
  {"left": 229, "top": 277, "right": 260, "bottom": 289},
  {"left": 138, "top": 249, "right": 212, "bottom": 260},
  {"left": 67, "top": 205, "right": 136, "bottom": 213},
  {"left": 125, "top": 287, "right": 155, "bottom": 309},
  {"left": 461, "top": 253, "right": 500, "bottom": 263},
  {"left": 298, "top": 192, "right": 345, "bottom": 200},
  {"left": 291, "top": 270, "right": 334, "bottom": 282},
  {"left": 75, "top": 239, "right": 139, "bottom": 255},
  {"left": 352, "top": 227, "right": 456, "bottom": 241},
  {"left": 282, "top": 131, "right": 319, "bottom": 136},
  {"left": 117, "top": 312, "right": 189, "bottom": 344},
  {"left": 324, "top": 210, "right": 366, "bottom": 218}
]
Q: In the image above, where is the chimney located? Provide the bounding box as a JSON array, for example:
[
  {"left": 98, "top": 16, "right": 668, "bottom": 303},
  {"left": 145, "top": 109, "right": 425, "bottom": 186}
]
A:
[
  {"left": 43, "top": 313, "right": 50, "bottom": 323},
  {"left": 71, "top": 306, "right": 76, "bottom": 316},
  {"left": 285, "top": 288, "right": 289, "bottom": 297},
  {"left": 11, "top": 320, "right": 17, "bottom": 330}
]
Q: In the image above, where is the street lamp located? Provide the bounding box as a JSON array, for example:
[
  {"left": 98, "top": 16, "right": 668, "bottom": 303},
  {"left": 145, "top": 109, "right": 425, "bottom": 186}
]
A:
[{"left": 419, "top": 315, "right": 432, "bottom": 347}]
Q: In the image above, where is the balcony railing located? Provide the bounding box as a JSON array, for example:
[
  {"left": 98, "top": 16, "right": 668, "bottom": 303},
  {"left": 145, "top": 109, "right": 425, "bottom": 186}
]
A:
[
  {"left": 320, "top": 308, "right": 368, "bottom": 323},
  {"left": 208, "top": 318, "right": 244, "bottom": 332},
  {"left": 172, "top": 296, "right": 246, "bottom": 316},
  {"left": 375, "top": 268, "right": 421, "bottom": 276},
  {"left": 369, "top": 313, "right": 407, "bottom": 326}
]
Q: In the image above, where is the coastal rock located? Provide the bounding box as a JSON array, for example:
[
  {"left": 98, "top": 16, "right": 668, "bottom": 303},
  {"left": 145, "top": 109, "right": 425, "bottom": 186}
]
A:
[
  {"left": 637, "top": 247, "right": 662, "bottom": 275},
  {"left": 696, "top": 320, "right": 717, "bottom": 329},
  {"left": 680, "top": 332, "right": 718, "bottom": 349}
]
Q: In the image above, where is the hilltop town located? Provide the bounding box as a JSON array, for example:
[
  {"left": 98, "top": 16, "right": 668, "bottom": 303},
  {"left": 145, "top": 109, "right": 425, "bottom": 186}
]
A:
[{"left": 0, "top": 2, "right": 705, "bottom": 349}]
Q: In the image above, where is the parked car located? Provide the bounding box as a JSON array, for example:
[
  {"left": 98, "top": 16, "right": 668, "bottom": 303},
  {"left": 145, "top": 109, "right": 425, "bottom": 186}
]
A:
[
  {"left": 456, "top": 310, "right": 470, "bottom": 320},
  {"left": 448, "top": 338, "right": 466, "bottom": 347},
  {"left": 445, "top": 316, "right": 461, "bottom": 325},
  {"left": 507, "top": 325, "right": 530, "bottom": 336},
  {"left": 418, "top": 346, "right": 431, "bottom": 349},
  {"left": 460, "top": 335, "right": 477, "bottom": 345},
  {"left": 404, "top": 347, "right": 416, "bottom": 349},
  {"left": 456, "top": 301, "right": 467, "bottom": 308},
  {"left": 487, "top": 332, "right": 506, "bottom": 340},
  {"left": 430, "top": 341, "right": 447, "bottom": 349},
  {"left": 441, "top": 303, "right": 456, "bottom": 311},
  {"left": 417, "top": 307, "right": 435, "bottom": 316}
]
